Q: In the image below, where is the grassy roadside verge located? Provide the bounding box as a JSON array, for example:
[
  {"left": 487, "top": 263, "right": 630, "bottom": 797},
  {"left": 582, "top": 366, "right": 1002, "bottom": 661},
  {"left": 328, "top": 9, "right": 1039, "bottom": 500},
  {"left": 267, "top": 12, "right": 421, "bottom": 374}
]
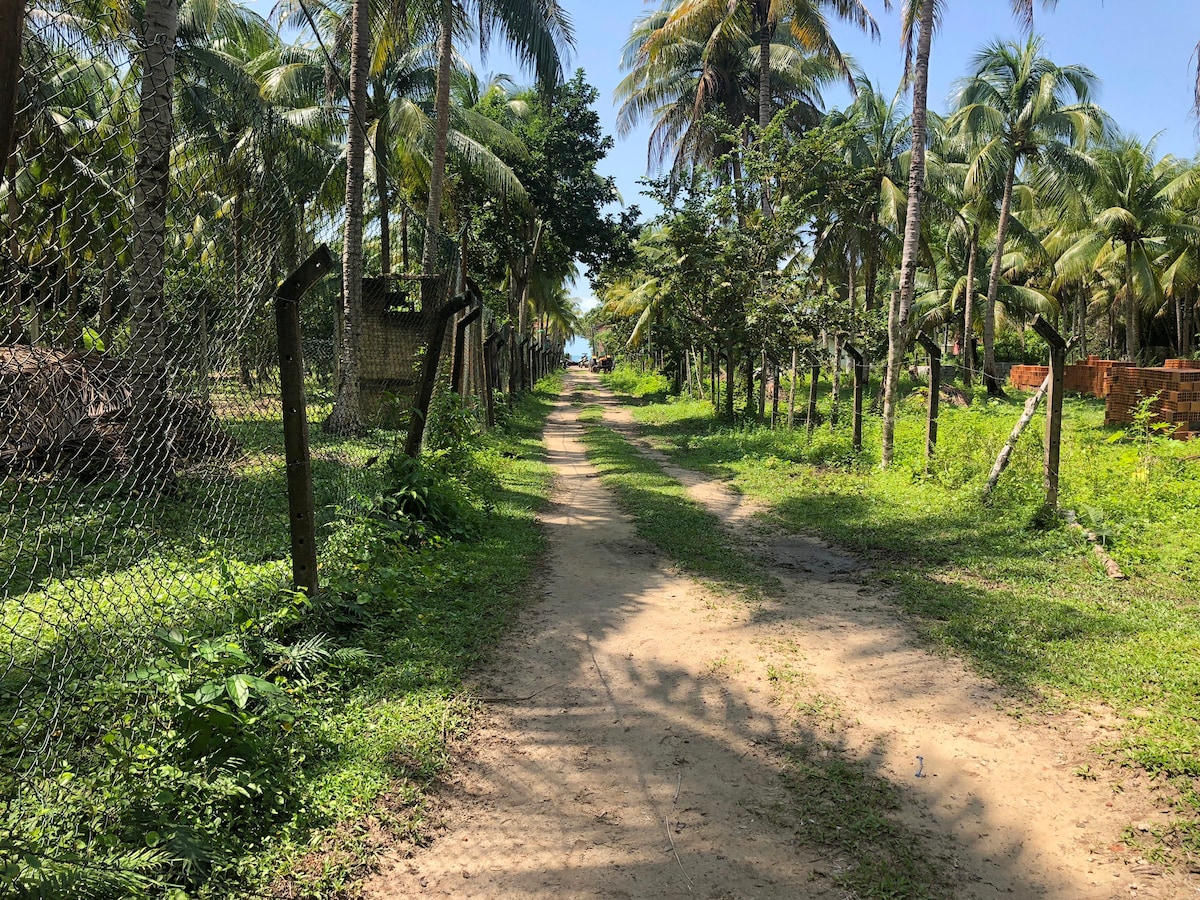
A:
[
  {"left": 601, "top": 369, "right": 1200, "bottom": 861},
  {"left": 251, "top": 377, "right": 561, "bottom": 897},
  {"left": 2, "top": 377, "right": 560, "bottom": 900}
]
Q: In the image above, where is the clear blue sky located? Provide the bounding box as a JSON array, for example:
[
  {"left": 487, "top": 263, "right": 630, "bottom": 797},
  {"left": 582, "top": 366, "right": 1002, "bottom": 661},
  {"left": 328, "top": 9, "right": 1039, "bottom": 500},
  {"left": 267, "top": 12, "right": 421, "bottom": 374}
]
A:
[{"left": 261, "top": 0, "right": 1200, "bottom": 339}]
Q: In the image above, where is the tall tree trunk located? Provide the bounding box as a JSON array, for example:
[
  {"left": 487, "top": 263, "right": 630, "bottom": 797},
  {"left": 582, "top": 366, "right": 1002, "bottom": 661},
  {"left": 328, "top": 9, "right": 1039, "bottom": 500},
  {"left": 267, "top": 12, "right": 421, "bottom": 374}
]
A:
[
  {"left": 962, "top": 224, "right": 978, "bottom": 389},
  {"left": 724, "top": 339, "right": 735, "bottom": 419},
  {"left": 1170, "top": 294, "right": 1181, "bottom": 356},
  {"left": 1125, "top": 240, "right": 1140, "bottom": 362},
  {"left": 787, "top": 346, "right": 798, "bottom": 429},
  {"left": 757, "top": 19, "right": 772, "bottom": 217},
  {"left": 99, "top": 245, "right": 115, "bottom": 348},
  {"left": 771, "top": 359, "right": 780, "bottom": 427},
  {"left": 864, "top": 205, "right": 880, "bottom": 313},
  {"left": 757, "top": 348, "right": 767, "bottom": 419},
  {"left": 128, "top": 0, "right": 179, "bottom": 485},
  {"left": 983, "top": 154, "right": 1017, "bottom": 395},
  {"left": 422, "top": 0, "right": 454, "bottom": 278},
  {"left": 830, "top": 334, "right": 841, "bottom": 428},
  {"left": 4, "top": 147, "right": 21, "bottom": 342},
  {"left": 516, "top": 220, "right": 545, "bottom": 339},
  {"left": 806, "top": 358, "right": 820, "bottom": 436},
  {"left": 377, "top": 88, "right": 391, "bottom": 277},
  {"left": 401, "top": 204, "right": 410, "bottom": 272},
  {"left": 881, "top": 0, "right": 934, "bottom": 468},
  {"left": 710, "top": 345, "right": 717, "bottom": 407},
  {"left": 234, "top": 191, "right": 253, "bottom": 389},
  {"left": 65, "top": 265, "right": 81, "bottom": 348},
  {"left": 324, "top": 0, "right": 370, "bottom": 433},
  {"left": 1182, "top": 294, "right": 1194, "bottom": 357},
  {"left": 1077, "top": 287, "right": 1088, "bottom": 358},
  {"left": 0, "top": 0, "right": 25, "bottom": 173},
  {"left": 745, "top": 350, "right": 754, "bottom": 418}
]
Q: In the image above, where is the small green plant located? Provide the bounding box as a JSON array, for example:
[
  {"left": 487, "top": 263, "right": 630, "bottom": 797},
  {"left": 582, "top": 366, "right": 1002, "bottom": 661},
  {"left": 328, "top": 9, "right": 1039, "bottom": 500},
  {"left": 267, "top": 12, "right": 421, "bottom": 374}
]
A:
[{"left": 1107, "top": 392, "right": 1179, "bottom": 444}]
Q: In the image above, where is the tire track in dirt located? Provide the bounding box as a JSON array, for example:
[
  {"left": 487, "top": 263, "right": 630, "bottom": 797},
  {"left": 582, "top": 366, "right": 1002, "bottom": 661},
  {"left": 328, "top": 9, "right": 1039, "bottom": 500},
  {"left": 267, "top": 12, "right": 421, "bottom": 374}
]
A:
[{"left": 364, "top": 371, "right": 1195, "bottom": 899}]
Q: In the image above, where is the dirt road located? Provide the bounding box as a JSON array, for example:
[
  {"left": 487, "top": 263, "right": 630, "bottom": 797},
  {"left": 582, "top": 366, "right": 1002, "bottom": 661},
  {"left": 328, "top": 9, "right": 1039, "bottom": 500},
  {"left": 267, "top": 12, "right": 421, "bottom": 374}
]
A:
[{"left": 366, "top": 371, "right": 1196, "bottom": 899}]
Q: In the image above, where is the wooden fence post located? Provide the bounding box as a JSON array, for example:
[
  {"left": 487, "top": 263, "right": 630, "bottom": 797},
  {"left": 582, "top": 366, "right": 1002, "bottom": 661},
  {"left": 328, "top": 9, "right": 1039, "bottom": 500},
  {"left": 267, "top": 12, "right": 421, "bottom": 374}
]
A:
[
  {"left": 483, "top": 330, "right": 502, "bottom": 427},
  {"left": 1031, "top": 314, "right": 1068, "bottom": 510},
  {"left": 844, "top": 342, "right": 865, "bottom": 452},
  {"left": 451, "top": 303, "right": 482, "bottom": 394},
  {"left": 275, "top": 244, "right": 333, "bottom": 596},
  {"left": 916, "top": 332, "right": 941, "bottom": 463},
  {"left": 404, "top": 287, "right": 476, "bottom": 458}
]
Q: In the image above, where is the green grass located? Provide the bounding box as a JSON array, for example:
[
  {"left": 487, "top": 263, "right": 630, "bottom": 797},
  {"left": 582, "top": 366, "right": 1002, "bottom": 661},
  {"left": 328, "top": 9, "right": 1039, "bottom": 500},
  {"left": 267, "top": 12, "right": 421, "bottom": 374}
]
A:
[
  {"left": 577, "top": 422, "right": 767, "bottom": 595},
  {"left": 1, "top": 376, "right": 561, "bottom": 898},
  {"left": 782, "top": 739, "right": 948, "bottom": 899},
  {"left": 611, "top": 376, "right": 1200, "bottom": 859},
  {"left": 600, "top": 363, "right": 672, "bottom": 400}
]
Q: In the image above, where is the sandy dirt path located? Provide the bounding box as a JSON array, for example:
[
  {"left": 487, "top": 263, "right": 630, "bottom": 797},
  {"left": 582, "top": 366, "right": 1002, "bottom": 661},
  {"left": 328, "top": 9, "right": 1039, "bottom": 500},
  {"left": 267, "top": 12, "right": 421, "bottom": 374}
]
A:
[{"left": 366, "top": 371, "right": 1197, "bottom": 899}]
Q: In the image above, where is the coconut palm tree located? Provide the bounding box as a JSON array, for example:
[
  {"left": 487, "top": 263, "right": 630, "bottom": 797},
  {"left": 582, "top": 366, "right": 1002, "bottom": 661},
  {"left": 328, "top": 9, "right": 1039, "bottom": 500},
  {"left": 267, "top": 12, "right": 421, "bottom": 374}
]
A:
[
  {"left": 421, "top": 0, "right": 573, "bottom": 278},
  {"left": 647, "top": 0, "right": 879, "bottom": 133},
  {"left": 880, "top": 0, "right": 1058, "bottom": 467},
  {"left": 828, "top": 76, "right": 909, "bottom": 316},
  {"left": 946, "top": 34, "right": 1102, "bottom": 393},
  {"left": 321, "top": 0, "right": 372, "bottom": 433},
  {"left": 617, "top": 0, "right": 846, "bottom": 187},
  {"left": 1057, "top": 135, "right": 1200, "bottom": 362},
  {"left": 639, "top": 0, "right": 879, "bottom": 216}
]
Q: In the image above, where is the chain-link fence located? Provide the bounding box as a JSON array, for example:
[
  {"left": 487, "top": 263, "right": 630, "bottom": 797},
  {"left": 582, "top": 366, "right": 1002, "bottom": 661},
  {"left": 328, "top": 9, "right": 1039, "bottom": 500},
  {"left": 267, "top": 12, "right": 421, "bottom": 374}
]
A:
[{"left": 0, "top": 1, "right": 547, "bottom": 890}]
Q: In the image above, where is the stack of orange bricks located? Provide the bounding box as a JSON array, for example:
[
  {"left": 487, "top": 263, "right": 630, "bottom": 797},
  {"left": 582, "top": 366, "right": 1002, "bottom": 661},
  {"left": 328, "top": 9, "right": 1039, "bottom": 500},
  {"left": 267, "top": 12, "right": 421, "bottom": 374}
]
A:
[
  {"left": 1008, "top": 356, "right": 1135, "bottom": 397},
  {"left": 1104, "top": 359, "right": 1200, "bottom": 440}
]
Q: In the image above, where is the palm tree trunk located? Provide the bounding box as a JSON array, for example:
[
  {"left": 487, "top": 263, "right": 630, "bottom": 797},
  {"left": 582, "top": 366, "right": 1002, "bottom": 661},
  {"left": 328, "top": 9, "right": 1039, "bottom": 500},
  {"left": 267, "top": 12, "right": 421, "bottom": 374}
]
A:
[
  {"left": 724, "top": 339, "right": 735, "bottom": 419},
  {"left": 1172, "top": 293, "right": 1183, "bottom": 357},
  {"left": 881, "top": 0, "right": 934, "bottom": 468},
  {"left": 377, "top": 90, "right": 391, "bottom": 277},
  {"left": 324, "top": 0, "right": 370, "bottom": 434},
  {"left": 128, "top": 0, "right": 179, "bottom": 486},
  {"left": 963, "top": 224, "right": 978, "bottom": 389},
  {"left": 757, "top": 19, "right": 771, "bottom": 218},
  {"left": 983, "top": 154, "right": 1017, "bottom": 395},
  {"left": 1125, "top": 240, "right": 1139, "bottom": 361},
  {"left": 830, "top": 334, "right": 841, "bottom": 428},
  {"left": 4, "top": 147, "right": 21, "bottom": 342},
  {"left": 757, "top": 347, "right": 767, "bottom": 419},
  {"left": 787, "top": 346, "right": 798, "bottom": 429},
  {"left": 99, "top": 245, "right": 115, "bottom": 348},
  {"left": 1077, "top": 287, "right": 1088, "bottom": 357},
  {"left": 745, "top": 350, "right": 754, "bottom": 418},
  {"left": 401, "top": 204, "right": 410, "bottom": 271},
  {"left": 0, "top": 0, "right": 25, "bottom": 173},
  {"left": 422, "top": 0, "right": 455, "bottom": 279},
  {"left": 234, "top": 191, "right": 252, "bottom": 389}
]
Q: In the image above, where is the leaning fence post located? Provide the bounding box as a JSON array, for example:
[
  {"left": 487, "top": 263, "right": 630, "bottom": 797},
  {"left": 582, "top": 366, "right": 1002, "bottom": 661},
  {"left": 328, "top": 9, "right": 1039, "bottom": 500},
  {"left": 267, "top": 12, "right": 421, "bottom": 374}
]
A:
[
  {"left": 844, "top": 341, "right": 865, "bottom": 452},
  {"left": 275, "top": 244, "right": 333, "bottom": 596},
  {"left": 916, "top": 332, "right": 941, "bottom": 463},
  {"left": 404, "top": 288, "right": 475, "bottom": 458},
  {"left": 1031, "top": 314, "right": 1068, "bottom": 510}
]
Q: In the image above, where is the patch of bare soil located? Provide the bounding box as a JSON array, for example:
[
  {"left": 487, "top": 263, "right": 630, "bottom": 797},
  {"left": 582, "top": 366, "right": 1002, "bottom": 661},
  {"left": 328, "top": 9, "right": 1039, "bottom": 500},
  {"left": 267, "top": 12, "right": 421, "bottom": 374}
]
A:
[{"left": 365, "top": 371, "right": 1199, "bottom": 899}]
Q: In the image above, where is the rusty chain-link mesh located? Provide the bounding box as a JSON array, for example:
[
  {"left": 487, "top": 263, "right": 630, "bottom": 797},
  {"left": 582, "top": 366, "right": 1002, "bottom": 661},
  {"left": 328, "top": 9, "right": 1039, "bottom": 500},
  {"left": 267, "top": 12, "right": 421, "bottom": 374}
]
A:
[{"left": 0, "top": 1, "right": 504, "bottom": 889}]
